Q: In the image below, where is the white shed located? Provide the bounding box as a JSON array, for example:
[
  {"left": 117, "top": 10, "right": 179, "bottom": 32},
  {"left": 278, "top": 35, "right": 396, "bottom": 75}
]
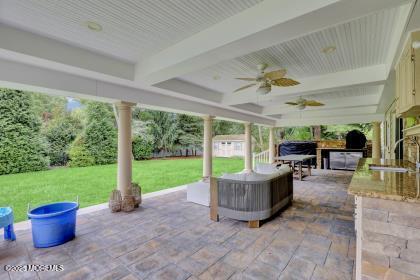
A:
[{"left": 212, "top": 134, "right": 256, "bottom": 157}]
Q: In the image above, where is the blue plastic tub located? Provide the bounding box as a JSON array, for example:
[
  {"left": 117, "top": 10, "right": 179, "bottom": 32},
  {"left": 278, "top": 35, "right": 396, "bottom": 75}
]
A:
[{"left": 28, "top": 202, "right": 79, "bottom": 248}]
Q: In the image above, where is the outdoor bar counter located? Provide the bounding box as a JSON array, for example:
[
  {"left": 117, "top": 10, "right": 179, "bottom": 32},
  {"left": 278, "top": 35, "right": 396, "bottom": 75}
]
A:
[{"left": 348, "top": 158, "right": 420, "bottom": 279}]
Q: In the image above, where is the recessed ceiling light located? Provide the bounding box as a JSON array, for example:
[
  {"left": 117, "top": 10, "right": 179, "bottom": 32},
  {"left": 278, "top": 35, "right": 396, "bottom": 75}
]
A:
[
  {"left": 85, "top": 21, "right": 102, "bottom": 32},
  {"left": 321, "top": 46, "right": 336, "bottom": 54}
]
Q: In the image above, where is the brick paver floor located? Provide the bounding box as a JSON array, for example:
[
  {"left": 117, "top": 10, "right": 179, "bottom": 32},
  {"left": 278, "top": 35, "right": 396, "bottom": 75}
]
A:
[{"left": 0, "top": 170, "right": 355, "bottom": 280}]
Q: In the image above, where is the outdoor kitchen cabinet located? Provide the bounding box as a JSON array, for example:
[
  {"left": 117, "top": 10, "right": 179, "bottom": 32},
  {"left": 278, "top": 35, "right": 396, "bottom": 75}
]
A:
[
  {"left": 329, "top": 151, "right": 363, "bottom": 170},
  {"left": 396, "top": 31, "right": 420, "bottom": 117}
]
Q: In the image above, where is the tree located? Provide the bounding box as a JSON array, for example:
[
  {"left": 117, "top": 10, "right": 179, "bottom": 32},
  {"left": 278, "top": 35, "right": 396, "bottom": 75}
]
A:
[
  {"left": 132, "top": 135, "right": 153, "bottom": 160},
  {"left": 213, "top": 120, "right": 243, "bottom": 136},
  {"left": 83, "top": 102, "right": 118, "bottom": 165},
  {"left": 146, "top": 110, "right": 179, "bottom": 152},
  {"left": 44, "top": 113, "right": 82, "bottom": 166},
  {"left": 68, "top": 136, "right": 95, "bottom": 167},
  {"left": 0, "top": 89, "right": 49, "bottom": 175},
  {"left": 31, "top": 93, "right": 67, "bottom": 122},
  {"left": 322, "top": 124, "right": 372, "bottom": 140},
  {"left": 282, "top": 127, "right": 312, "bottom": 141},
  {"left": 177, "top": 114, "right": 203, "bottom": 155}
]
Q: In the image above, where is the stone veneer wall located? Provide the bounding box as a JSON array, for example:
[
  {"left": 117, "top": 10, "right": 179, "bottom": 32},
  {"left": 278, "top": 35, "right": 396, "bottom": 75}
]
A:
[
  {"left": 358, "top": 196, "right": 420, "bottom": 279},
  {"left": 403, "top": 118, "right": 419, "bottom": 164}
]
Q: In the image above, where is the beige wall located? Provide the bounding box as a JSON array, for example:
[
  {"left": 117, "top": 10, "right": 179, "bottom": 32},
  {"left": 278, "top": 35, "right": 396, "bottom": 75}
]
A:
[{"left": 213, "top": 140, "right": 245, "bottom": 157}]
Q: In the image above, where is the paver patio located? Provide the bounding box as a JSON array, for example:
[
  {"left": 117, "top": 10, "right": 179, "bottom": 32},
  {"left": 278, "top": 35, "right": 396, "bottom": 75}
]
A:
[{"left": 0, "top": 170, "right": 355, "bottom": 280}]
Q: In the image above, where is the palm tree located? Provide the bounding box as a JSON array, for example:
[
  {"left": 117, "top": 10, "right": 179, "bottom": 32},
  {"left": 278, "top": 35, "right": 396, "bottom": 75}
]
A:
[{"left": 147, "top": 111, "right": 179, "bottom": 153}]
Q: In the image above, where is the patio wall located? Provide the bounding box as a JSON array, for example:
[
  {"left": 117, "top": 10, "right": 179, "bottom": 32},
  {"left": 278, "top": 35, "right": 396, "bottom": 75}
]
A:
[{"left": 358, "top": 197, "right": 420, "bottom": 278}]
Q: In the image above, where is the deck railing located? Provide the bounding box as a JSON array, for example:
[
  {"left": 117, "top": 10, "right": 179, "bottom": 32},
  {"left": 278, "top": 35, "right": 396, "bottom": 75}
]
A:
[{"left": 252, "top": 150, "right": 270, "bottom": 168}]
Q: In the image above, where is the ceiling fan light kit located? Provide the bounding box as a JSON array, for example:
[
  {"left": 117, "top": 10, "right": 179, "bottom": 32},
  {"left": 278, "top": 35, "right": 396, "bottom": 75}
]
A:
[{"left": 257, "top": 82, "right": 271, "bottom": 95}]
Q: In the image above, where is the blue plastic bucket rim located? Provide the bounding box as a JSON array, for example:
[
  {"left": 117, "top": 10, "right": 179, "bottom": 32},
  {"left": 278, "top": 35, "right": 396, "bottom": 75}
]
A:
[{"left": 27, "top": 201, "right": 79, "bottom": 219}]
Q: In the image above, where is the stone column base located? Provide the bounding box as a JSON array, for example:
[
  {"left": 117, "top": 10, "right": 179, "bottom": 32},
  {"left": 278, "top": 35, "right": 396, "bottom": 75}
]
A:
[
  {"left": 109, "top": 189, "right": 122, "bottom": 213},
  {"left": 121, "top": 195, "right": 135, "bottom": 212}
]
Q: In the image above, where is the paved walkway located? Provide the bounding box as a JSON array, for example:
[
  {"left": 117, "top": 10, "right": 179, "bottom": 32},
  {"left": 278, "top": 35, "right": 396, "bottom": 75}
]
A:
[{"left": 0, "top": 170, "right": 355, "bottom": 280}]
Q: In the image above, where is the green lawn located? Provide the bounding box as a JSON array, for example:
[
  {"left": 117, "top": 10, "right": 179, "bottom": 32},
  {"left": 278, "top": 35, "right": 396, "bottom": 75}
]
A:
[{"left": 0, "top": 157, "right": 243, "bottom": 222}]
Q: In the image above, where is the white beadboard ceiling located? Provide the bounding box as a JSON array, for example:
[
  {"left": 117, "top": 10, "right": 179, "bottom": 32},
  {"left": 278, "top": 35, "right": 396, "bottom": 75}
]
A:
[
  {"left": 181, "top": 5, "right": 404, "bottom": 94},
  {"left": 255, "top": 86, "right": 382, "bottom": 107},
  {"left": 0, "top": 0, "right": 263, "bottom": 62}
]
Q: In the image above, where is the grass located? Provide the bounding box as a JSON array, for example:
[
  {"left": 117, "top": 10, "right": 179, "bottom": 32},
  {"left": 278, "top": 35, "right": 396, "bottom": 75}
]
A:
[{"left": 0, "top": 157, "right": 243, "bottom": 222}]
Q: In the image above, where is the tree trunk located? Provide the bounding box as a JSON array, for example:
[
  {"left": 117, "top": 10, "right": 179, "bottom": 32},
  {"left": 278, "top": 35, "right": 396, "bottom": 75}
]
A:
[
  {"left": 258, "top": 125, "right": 264, "bottom": 150},
  {"left": 312, "top": 126, "right": 321, "bottom": 140}
]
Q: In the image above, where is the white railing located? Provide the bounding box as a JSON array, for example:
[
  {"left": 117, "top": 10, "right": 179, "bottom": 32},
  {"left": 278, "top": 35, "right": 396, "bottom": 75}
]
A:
[{"left": 252, "top": 150, "right": 270, "bottom": 168}]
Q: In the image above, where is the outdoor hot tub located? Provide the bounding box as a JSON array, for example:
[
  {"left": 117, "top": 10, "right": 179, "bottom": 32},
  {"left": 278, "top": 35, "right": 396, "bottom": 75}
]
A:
[{"left": 28, "top": 201, "right": 79, "bottom": 248}]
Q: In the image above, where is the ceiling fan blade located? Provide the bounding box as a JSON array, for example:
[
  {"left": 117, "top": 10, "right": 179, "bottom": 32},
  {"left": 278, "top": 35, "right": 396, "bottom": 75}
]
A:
[
  {"left": 305, "top": 100, "right": 324, "bottom": 106},
  {"left": 264, "top": 69, "right": 286, "bottom": 80},
  {"left": 285, "top": 102, "right": 298, "bottom": 106},
  {"left": 235, "top": 77, "right": 257, "bottom": 81},
  {"left": 271, "top": 78, "right": 300, "bottom": 87},
  {"left": 233, "top": 83, "right": 257, "bottom": 93}
]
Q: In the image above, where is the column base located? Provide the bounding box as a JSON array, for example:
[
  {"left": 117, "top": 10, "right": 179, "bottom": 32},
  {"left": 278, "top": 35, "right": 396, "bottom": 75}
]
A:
[
  {"left": 109, "top": 189, "right": 122, "bottom": 213},
  {"left": 109, "top": 187, "right": 140, "bottom": 213},
  {"left": 121, "top": 195, "right": 135, "bottom": 212}
]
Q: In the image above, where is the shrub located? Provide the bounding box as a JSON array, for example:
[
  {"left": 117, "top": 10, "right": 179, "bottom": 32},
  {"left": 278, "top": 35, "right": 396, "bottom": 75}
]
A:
[
  {"left": 68, "top": 136, "right": 95, "bottom": 167},
  {"left": 132, "top": 135, "right": 153, "bottom": 160},
  {"left": 0, "top": 89, "right": 49, "bottom": 175},
  {"left": 84, "top": 102, "right": 117, "bottom": 165},
  {"left": 44, "top": 115, "right": 81, "bottom": 166}
]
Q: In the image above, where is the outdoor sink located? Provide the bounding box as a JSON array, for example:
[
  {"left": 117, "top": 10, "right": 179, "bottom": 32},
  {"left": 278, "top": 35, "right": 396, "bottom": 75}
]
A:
[{"left": 369, "top": 164, "right": 408, "bottom": 173}]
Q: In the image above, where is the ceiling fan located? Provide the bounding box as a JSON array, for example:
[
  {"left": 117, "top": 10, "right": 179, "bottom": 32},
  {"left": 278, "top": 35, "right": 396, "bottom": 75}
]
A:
[
  {"left": 285, "top": 97, "right": 324, "bottom": 110},
  {"left": 233, "top": 63, "right": 300, "bottom": 94}
]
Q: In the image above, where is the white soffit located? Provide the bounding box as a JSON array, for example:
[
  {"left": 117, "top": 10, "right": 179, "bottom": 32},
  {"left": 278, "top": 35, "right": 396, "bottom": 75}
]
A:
[
  {"left": 0, "top": 0, "right": 262, "bottom": 62},
  {"left": 181, "top": 5, "right": 404, "bottom": 94}
]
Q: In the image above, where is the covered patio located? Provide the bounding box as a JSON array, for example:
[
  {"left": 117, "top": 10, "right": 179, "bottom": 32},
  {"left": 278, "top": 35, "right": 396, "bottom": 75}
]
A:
[
  {"left": 1, "top": 170, "right": 355, "bottom": 280},
  {"left": 1, "top": 0, "right": 420, "bottom": 279}
]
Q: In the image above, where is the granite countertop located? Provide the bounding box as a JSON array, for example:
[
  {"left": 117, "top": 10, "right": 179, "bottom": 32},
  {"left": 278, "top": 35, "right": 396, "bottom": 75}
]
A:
[
  {"left": 348, "top": 158, "right": 420, "bottom": 203},
  {"left": 316, "top": 147, "right": 366, "bottom": 150}
]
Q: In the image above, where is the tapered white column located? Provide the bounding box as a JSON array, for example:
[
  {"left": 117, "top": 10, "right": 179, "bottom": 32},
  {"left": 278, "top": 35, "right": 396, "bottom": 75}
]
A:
[
  {"left": 116, "top": 101, "right": 135, "bottom": 197},
  {"left": 202, "top": 116, "right": 214, "bottom": 181},
  {"left": 372, "top": 121, "right": 381, "bottom": 159},
  {"left": 269, "top": 127, "right": 275, "bottom": 163},
  {"left": 244, "top": 122, "right": 253, "bottom": 173}
]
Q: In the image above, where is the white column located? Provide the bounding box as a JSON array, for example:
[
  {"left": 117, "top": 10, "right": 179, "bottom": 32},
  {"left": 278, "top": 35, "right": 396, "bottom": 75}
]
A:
[
  {"left": 116, "top": 101, "right": 135, "bottom": 197},
  {"left": 269, "top": 127, "right": 275, "bottom": 163},
  {"left": 244, "top": 122, "right": 253, "bottom": 173},
  {"left": 372, "top": 121, "right": 381, "bottom": 159},
  {"left": 202, "top": 115, "right": 214, "bottom": 181}
]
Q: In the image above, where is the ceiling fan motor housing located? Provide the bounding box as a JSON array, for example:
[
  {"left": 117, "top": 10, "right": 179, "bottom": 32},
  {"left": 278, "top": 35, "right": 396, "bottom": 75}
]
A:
[
  {"left": 257, "top": 83, "right": 271, "bottom": 95},
  {"left": 297, "top": 104, "right": 306, "bottom": 110}
]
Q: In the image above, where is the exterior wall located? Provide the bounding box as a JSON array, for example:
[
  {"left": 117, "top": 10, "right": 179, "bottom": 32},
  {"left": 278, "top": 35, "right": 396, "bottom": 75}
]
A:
[
  {"left": 213, "top": 140, "right": 244, "bottom": 157},
  {"left": 356, "top": 196, "right": 420, "bottom": 279}
]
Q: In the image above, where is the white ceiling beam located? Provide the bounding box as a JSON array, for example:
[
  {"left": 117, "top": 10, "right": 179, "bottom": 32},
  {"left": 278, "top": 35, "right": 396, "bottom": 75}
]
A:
[
  {"left": 231, "top": 103, "right": 263, "bottom": 115},
  {"left": 154, "top": 78, "right": 223, "bottom": 103},
  {"left": 0, "top": 24, "right": 135, "bottom": 80},
  {"left": 224, "top": 65, "right": 387, "bottom": 105},
  {"left": 263, "top": 93, "right": 382, "bottom": 115},
  {"left": 135, "top": 0, "right": 410, "bottom": 85},
  {"left": 275, "top": 114, "right": 384, "bottom": 127},
  {"left": 0, "top": 58, "right": 275, "bottom": 126}
]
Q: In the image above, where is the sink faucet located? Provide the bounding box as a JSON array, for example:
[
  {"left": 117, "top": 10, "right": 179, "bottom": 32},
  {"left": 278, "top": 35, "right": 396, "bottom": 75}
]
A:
[{"left": 394, "top": 136, "right": 420, "bottom": 171}]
